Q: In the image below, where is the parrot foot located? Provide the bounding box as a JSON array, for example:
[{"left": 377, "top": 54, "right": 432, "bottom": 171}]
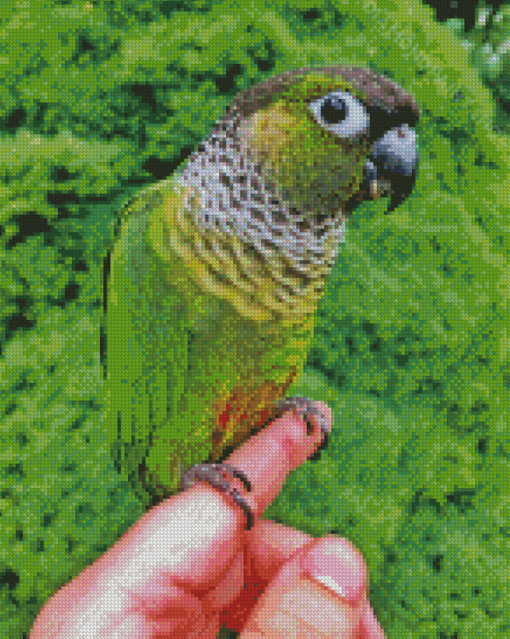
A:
[
  {"left": 181, "top": 462, "right": 255, "bottom": 530},
  {"left": 274, "top": 396, "right": 331, "bottom": 461}
]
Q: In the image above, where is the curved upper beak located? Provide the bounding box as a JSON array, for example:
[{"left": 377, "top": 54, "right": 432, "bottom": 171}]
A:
[{"left": 363, "top": 124, "right": 419, "bottom": 213}]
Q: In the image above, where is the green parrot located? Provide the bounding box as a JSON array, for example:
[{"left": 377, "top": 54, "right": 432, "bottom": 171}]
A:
[{"left": 104, "top": 66, "right": 419, "bottom": 508}]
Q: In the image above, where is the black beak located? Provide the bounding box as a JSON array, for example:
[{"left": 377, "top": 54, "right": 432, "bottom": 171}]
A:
[{"left": 364, "top": 124, "right": 419, "bottom": 213}]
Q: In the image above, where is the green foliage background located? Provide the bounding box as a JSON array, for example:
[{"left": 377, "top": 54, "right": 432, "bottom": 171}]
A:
[{"left": 0, "top": 0, "right": 509, "bottom": 636}]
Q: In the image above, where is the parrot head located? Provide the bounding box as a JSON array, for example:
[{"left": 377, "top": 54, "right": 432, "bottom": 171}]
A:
[
  {"left": 225, "top": 66, "right": 419, "bottom": 218},
  {"left": 176, "top": 66, "right": 419, "bottom": 318}
]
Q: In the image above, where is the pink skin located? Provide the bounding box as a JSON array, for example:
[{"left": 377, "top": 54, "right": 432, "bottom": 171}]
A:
[{"left": 30, "top": 403, "right": 385, "bottom": 638}]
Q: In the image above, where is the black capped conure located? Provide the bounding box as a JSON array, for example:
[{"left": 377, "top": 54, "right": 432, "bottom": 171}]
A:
[{"left": 104, "top": 66, "right": 419, "bottom": 507}]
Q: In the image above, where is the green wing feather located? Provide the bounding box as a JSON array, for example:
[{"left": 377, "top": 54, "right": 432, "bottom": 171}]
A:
[{"left": 104, "top": 180, "right": 205, "bottom": 504}]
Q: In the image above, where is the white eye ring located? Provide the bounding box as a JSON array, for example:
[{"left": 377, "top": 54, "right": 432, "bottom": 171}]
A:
[{"left": 308, "top": 91, "right": 370, "bottom": 138}]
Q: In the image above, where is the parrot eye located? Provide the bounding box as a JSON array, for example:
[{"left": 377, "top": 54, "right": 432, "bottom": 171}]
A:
[
  {"left": 309, "top": 91, "right": 370, "bottom": 138},
  {"left": 321, "top": 96, "right": 347, "bottom": 124}
]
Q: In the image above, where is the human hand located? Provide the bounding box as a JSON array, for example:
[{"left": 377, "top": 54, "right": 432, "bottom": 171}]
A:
[{"left": 30, "top": 402, "right": 385, "bottom": 638}]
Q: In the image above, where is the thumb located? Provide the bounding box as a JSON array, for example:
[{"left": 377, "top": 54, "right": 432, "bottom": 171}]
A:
[{"left": 240, "top": 535, "right": 369, "bottom": 639}]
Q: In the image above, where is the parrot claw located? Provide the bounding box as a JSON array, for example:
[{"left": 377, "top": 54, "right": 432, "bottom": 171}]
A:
[{"left": 274, "top": 396, "right": 330, "bottom": 461}]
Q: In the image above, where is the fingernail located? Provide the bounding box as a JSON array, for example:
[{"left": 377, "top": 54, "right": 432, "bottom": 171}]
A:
[{"left": 300, "top": 538, "right": 365, "bottom": 607}]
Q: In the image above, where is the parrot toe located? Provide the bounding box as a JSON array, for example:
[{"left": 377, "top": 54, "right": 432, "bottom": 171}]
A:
[
  {"left": 181, "top": 462, "right": 255, "bottom": 530},
  {"left": 274, "top": 396, "right": 331, "bottom": 436}
]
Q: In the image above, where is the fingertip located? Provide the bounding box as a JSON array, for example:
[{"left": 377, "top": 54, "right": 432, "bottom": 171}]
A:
[
  {"left": 241, "top": 538, "right": 361, "bottom": 638},
  {"left": 226, "top": 401, "right": 331, "bottom": 516},
  {"left": 275, "top": 397, "right": 332, "bottom": 441},
  {"left": 300, "top": 536, "right": 368, "bottom": 608}
]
